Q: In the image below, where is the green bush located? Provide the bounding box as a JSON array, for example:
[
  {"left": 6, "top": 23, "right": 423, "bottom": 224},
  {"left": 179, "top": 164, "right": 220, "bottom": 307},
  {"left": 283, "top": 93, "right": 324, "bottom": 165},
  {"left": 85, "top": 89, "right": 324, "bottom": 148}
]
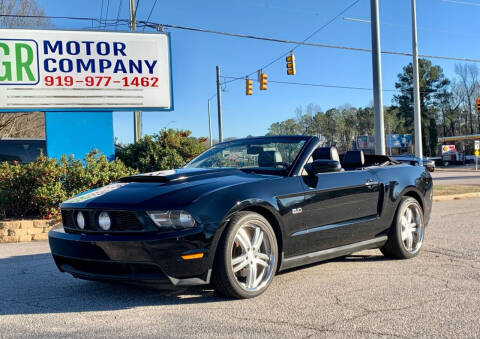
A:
[
  {"left": 0, "top": 151, "right": 136, "bottom": 220},
  {"left": 116, "top": 129, "right": 207, "bottom": 173},
  {"left": 0, "top": 155, "right": 66, "bottom": 219},
  {"left": 62, "top": 150, "right": 136, "bottom": 197}
]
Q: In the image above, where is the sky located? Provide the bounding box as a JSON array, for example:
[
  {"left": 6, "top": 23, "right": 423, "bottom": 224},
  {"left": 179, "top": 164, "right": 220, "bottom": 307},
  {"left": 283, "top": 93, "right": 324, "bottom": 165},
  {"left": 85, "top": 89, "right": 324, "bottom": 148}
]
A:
[{"left": 36, "top": 0, "right": 480, "bottom": 144}]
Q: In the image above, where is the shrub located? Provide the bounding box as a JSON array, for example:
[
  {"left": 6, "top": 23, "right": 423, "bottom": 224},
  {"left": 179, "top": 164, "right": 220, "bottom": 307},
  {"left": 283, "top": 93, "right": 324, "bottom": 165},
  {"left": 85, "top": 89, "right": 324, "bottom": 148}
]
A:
[
  {"left": 63, "top": 150, "right": 136, "bottom": 196},
  {"left": 0, "top": 155, "right": 65, "bottom": 219},
  {"left": 116, "top": 129, "right": 207, "bottom": 173},
  {"left": 0, "top": 151, "right": 136, "bottom": 220}
]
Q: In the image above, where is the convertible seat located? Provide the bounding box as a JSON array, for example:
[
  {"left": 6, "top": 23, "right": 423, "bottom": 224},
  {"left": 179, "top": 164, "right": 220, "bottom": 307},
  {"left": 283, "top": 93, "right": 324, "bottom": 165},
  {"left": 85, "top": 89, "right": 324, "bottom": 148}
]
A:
[
  {"left": 258, "top": 150, "right": 283, "bottom": 168},
  {"left": 312, "top": 146, "right": 340, "bottom": 162},
  {"left": 342, "top": 150, "right": 365, "bottom": 170}
]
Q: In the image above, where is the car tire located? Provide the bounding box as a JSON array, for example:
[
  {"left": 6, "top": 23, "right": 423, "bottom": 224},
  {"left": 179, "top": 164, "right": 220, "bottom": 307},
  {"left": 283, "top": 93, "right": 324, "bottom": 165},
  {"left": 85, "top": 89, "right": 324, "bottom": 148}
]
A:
[
  {"left": 380, "top": 197, "right": 425, "bottom": 259},
  {"left": 211, "top": 211, "right": 278, "bottom": 299}
]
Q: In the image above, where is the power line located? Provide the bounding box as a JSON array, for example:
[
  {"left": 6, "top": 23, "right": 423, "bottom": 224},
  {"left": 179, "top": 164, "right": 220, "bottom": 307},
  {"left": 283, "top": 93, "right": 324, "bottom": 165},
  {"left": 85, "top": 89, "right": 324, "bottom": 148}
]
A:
[
  {"left": 2, "top": 13, "right": 480, "bottom": 65},
  {"left": 222, "top": 76, "right": 439, "bottom": 94},
  {"left": 105, "top": 0, "right": 110, "bottom": 30},
  {"left": 115, "top": 0, "right": 123, "bottom": 30},
  {"left": 82, "top": 22, "right": 129, "bottom": 31},
  {"left": 143, "top": 0, "right": 158, "bottom": 31},
  {"left": 231, "top": 0, "right": 362, "bottom": 83},
  {"left": 232, "top": 0, "right": 324, "bottom": 16},
  {"left": 343, "top": 16, "right": 480, "bottom": 38},
  {"left": 0, "top": 14, "right": 125, "bottom": 24},
  {"left": 297, "top": 0, "right": 361, "bottom": 51},
  {"left": 99, "top": 0, "right": 104, "bottom": 27},
  {"left": 139, "top": 21, "right": 480, "bottom": 64},
  {"left": 441, "top": 0, "right": 480, "bottom": 6},
  {"left": 104, "top": 0, "right": 110, "bottom": 30}
]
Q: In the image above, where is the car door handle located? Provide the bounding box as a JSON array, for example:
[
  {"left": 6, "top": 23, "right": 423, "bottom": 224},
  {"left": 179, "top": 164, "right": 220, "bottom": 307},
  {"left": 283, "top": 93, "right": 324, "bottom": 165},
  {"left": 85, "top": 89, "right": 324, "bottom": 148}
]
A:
[{"left": 365, "top": 179, "right": 379, "bottom": 186}]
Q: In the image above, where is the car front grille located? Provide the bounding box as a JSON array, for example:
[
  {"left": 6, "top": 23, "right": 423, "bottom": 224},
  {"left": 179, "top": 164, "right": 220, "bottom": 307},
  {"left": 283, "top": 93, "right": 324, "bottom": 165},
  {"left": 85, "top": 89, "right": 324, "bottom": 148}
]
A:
[
  {"left": 53, "top": 255, "right": 167, "bottom": 280},
  {"left": 61, "top": 209, "right": 146, "bottom": 233}
]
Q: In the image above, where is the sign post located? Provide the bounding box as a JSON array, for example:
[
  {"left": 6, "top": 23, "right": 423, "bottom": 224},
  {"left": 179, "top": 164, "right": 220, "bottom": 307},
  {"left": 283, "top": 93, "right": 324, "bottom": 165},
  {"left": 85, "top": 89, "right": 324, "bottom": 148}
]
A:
[{"left": 475, "top": 140, "right": 479, "bottom": 171}]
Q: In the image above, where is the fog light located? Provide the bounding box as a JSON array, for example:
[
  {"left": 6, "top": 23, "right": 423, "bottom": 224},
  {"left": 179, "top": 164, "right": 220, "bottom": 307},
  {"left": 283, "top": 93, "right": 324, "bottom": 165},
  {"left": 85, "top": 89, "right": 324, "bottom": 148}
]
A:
[
  {"left": 76, "top": 211, "right": 85, "bottom": 229},
  {"left": 98, "top": 211, "right": 111, "bottom": 231}
]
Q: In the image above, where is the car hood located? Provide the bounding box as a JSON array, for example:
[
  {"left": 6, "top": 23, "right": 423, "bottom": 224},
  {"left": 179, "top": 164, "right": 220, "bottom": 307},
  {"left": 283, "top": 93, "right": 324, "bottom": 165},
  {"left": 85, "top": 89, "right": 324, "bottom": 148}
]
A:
[{"left": 61, "top": 168, "right": 277, "bottom": 210}]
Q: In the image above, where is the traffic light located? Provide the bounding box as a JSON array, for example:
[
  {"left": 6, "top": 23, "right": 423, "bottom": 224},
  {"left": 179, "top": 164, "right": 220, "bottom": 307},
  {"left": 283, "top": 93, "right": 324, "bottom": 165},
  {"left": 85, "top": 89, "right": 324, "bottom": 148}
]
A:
[
  {"left": 259, "top": 72, "right": 268, "bottom": 90},
  {"left": 475, "top": 97, "right": 480, "bottom": 111},
  {"left": 245, "top": 78, "right": 253, "bottom": 96},
  {"left": 286, "top": 52, "right": 296, "bottom": 75}
]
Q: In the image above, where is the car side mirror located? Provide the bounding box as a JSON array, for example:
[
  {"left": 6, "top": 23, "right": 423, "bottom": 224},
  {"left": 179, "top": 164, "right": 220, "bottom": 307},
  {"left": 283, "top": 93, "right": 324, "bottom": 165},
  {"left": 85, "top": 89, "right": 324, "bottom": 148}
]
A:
[{"left": 305, "top": 160, "right": 342, "bottom": 175}]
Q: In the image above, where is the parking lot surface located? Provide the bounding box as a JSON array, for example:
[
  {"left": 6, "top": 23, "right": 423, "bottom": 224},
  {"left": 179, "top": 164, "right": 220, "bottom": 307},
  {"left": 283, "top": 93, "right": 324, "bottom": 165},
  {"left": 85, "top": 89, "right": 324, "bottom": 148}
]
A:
[
  {"left": 432, "top": 170, "right": 480, "bottom": 186},
  {"left": 0, "top": 198, "right": 479, "bottom": 338}
]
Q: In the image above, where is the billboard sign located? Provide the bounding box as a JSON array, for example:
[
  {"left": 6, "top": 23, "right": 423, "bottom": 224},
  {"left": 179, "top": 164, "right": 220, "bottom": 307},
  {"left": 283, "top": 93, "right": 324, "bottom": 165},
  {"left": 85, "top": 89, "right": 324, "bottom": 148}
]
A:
[
  {"left": 0, "top": 29, "right": 172, "bottom": 111},
  {"left": 441, "top": 145, "right": 456, "bottom": 154},
  {"left": 386, "top": 134, "right": 412, "bottom": 148},
  {"left": 356, "top": 135, "right": 369, "bottom": 149}
]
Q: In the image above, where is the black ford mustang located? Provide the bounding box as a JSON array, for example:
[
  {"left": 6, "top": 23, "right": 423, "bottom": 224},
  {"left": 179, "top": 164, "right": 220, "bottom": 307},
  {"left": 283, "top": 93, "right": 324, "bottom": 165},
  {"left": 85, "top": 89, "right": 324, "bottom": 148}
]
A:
[{"left": 49, "top": 136, "right": 433, "bottom": 299}]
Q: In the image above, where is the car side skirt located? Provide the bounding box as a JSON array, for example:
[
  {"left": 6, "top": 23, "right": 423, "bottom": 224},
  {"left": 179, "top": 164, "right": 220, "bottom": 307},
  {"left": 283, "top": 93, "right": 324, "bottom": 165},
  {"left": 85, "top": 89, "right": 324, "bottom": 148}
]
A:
[{"left": 279, "top": 236, "right": 388, "bottom": 271}]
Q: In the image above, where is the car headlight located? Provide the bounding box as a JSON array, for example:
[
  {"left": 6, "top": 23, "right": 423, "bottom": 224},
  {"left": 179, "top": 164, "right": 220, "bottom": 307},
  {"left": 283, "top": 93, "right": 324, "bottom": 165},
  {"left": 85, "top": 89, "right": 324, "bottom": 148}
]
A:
[
  {"left": 147, "top": 210, "right": 197, "bottom": 229},
  {"left": 98, "top": 211, "right": 111, "bottom": 231}
]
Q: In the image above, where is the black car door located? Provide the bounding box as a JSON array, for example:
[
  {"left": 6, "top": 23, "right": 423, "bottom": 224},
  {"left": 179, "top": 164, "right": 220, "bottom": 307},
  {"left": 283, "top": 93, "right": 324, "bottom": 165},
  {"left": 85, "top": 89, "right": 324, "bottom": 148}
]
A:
[{"left": 298, "top": 169, "right": 381, "bottom": 252}]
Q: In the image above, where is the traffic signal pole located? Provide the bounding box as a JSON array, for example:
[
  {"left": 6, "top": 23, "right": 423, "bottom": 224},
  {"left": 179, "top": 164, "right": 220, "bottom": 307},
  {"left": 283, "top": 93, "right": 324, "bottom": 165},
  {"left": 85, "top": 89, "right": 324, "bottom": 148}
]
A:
[
  {"left": 370, "top": 0, "right": 386, "bottom": 155},
  {"left": 130, "top": 0, "right": 142, "bottom": 142},
  {"left": 411, "top": 0, "right": 423, "bottom": 158},
  {"left": 216, "top": 65, "right": 223, "bottom": 143}
]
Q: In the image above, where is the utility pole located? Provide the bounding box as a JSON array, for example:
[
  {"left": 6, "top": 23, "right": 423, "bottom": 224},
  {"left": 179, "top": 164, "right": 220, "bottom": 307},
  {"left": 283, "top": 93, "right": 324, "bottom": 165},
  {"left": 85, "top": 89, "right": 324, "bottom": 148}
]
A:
[
  {"left": 216, "top": 65, "right": 223, "bottom": 143},
  {"left": 207, "top": 96, "right": 214, "bottom": 147},
  {"left": 411, "top": 0, "right": 423, "bottom": 158},
  {"left": 388, "top": 119, "right": 392, "bottom": 156},
  {"left": 130, "top": 0, "right": 142, "bottom": 142},
  {"left": 370, "top": 0, "right": 386, "bottom": 155}
]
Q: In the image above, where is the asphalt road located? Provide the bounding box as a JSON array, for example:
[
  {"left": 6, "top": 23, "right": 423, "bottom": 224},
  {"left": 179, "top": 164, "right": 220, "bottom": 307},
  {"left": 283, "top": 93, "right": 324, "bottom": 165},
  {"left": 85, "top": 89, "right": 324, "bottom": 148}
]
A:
[
  {"left": 1, "top": 198, "right": 479, "bottom": 338},
  {"left": 432, "top": 170, "right": 480, "bottom": 186}
]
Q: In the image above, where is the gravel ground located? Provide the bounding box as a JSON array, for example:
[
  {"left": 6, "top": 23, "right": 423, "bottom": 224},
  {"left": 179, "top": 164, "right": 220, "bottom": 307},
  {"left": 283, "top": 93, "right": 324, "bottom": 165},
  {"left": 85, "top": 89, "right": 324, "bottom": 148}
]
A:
[{"left": 0, "top": 198, "right": 479, "bottom": 338}]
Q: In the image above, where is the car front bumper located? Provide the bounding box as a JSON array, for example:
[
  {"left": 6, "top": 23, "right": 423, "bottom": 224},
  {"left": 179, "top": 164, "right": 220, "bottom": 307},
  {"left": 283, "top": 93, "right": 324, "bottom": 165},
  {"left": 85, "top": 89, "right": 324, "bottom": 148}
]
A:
[{"left": 48, "top": 224, "right": 217, "bottom": 286}]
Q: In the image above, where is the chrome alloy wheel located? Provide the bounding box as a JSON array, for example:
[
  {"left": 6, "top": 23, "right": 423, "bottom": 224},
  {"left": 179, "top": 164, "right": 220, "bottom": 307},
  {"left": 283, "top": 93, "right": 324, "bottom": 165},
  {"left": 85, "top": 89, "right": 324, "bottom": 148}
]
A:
[
  {"left": 401, "top": 203, "right": 424, "bottom": 254},
  {"left": 230, "top": 223, "right": 275, "bottom": 292}
]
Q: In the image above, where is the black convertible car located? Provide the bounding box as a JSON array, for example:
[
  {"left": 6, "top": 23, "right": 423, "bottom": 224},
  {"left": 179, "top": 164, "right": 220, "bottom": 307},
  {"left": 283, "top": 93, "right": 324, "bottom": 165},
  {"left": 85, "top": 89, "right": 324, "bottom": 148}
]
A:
[{"left": 49, "top": 136, "right": 433, "bottom": 299}]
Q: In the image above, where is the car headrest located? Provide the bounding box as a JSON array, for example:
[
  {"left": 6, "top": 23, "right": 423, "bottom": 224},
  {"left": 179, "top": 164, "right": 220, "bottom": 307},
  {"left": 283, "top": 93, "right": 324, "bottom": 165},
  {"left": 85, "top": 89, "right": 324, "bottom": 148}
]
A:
[
  {"left": 312, "top": 147, "right": 340, "bottom": 162},
  {"left": 258, "top": 150, "right": 283, "bottom": 168},
  {"left": 343, "top": 150, "right": 365, "bottom": 168}
]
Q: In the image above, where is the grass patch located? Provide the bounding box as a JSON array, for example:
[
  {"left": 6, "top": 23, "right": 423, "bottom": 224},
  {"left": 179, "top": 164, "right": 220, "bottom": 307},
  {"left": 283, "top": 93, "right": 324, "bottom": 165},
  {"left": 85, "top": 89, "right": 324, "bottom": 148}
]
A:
[{"left": 434, "top": 185, "right": 480, "bottom": 196}]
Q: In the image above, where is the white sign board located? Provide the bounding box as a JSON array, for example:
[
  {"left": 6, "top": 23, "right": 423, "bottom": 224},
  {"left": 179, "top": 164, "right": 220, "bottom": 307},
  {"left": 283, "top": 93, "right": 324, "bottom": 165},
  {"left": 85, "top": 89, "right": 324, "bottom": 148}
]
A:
[
  {"left": 441, "top": 145, "right": 456, "bottom": 154},
  {"left": 475, "top": 140, "right": 479, "bottom": 150},
  {"left": 0, "top": 29, "right": 172, "bottom": 111}
]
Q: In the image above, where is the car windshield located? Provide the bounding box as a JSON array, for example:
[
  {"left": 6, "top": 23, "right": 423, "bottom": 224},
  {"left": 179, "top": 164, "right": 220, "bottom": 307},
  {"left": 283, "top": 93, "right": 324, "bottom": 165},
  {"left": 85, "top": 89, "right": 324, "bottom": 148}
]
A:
[{"left": 185, "top": 137, "right": 308, "bottom": 172}]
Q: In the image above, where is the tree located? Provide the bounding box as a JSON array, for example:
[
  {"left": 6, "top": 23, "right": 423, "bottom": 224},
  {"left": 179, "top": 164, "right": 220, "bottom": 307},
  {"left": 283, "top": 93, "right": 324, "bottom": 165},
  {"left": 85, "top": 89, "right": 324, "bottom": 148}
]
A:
[
  {"left": 336, "top": 106, "right": 357, "bottom": 151},
  {"left": 116, "top": 129, "right": 207, "bottom": 173},
  {"left": 356, "top": 107, "right": 374, "bottom": 135},
  {"left": 266, "top": 118, "right": 300, "bottom": 136},
  {"left": 0, "top": 112, "right": 45, "bottom": 138},
  {"left": 0, "top": 0, "right": 50, "bottom": 138},
  {"left": 453, "top": 64, "right": 479, "bottom": 135},
  {"left": 393, "top": 59, "right": 450, "bottom": 156},
  {"left": 0, "top": 0, "right": 50, "bottom": 27}
]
